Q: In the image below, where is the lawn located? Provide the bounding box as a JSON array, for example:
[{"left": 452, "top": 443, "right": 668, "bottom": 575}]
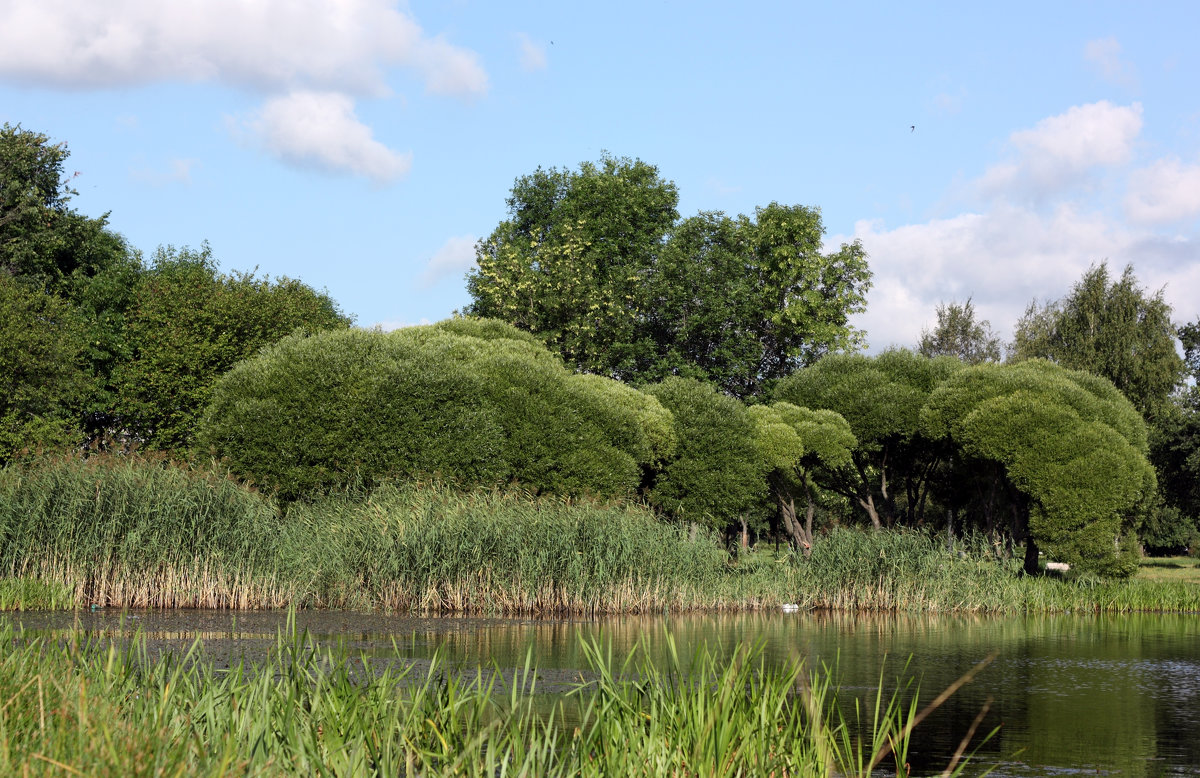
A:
[{"left": 1137, "top": 556, "right": 1200, "bottom": 584}]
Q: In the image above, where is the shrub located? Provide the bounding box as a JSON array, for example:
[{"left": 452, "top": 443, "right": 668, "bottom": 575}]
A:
[{"left": 199, "top": 318, "right": 674, "bottom": 501}]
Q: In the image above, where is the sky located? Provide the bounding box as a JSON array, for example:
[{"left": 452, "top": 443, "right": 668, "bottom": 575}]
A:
[{"left": 2, "top": 0, "right": 1198, "bottom": 350}]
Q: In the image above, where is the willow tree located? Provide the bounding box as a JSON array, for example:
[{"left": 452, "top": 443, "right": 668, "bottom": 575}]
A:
[
  {"left": 750, "top": 402, "right": 856, "bottom": 554},
  {"left": 199, "top": 317, "right": 676, "bottom": 502},
  {"left": 922, "top": 360, "right": 1153, "bottom": 577},
  {"left": 773, "top": 350, "right": 962, "bottom": 529}
]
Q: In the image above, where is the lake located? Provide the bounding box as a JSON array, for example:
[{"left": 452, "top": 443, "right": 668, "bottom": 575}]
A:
[{"left": 6, "top": 609, "right": 1199, "bottom": 776}]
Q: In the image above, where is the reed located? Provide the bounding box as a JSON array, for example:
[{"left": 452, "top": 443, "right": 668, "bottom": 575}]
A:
[
  {"left": 2, "top": 455, "right": 1197, "bottom": 615},
  {"left": 0, "top": 620, "right": 987, "bottom": 777}
]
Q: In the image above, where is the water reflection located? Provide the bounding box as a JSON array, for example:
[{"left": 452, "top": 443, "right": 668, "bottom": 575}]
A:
[{"left": 5, "top": 609, "right": 1198, "bottom": 776}]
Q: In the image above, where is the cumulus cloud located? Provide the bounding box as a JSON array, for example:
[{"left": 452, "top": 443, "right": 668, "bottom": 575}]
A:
[
  {"left": 1085, "top": 37, "right": 1138, "bottom": 88},
  {"left": 837, "top": 99, "right": 1200, "bottom": 351},
  {"left": 517, "top": 33, "right": 547, "bottom": 72},
  {"left": 1125, "top": 158, "right": 1200, "bottom": 225},
  {"left": 241, "top": 91, "right": 412, "bottom": 184},
  {"left": 420, "top": 234, "right": 478, "bottom": 287},
  {"left": 0, "top": 0, "right": 487, "bottom": 97},
  {"left": 977, "top": 101, "right": 1143, "bottom": 199}
]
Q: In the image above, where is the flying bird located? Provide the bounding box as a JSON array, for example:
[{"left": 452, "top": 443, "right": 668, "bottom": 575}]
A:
[{"left": 910, "top": 125, "right": 916, "bottom": 132}]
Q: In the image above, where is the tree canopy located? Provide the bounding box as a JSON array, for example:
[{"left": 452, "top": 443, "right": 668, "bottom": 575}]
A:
[
  {"left": 1011, "top": 263, "right": 1184, "bottom": 421},
  {"left": 466, "top": 154, "right": 871, "bottom": 397},
  {"left": 199, "top": 318, "right": 675, "bottom": 501},
  {"left": 116, "top": 244, "right": 351, "bottom": 451},
  {"left": 922, "top": 359, "right": 1153, "bottom": 577},
  {"left": 918, "top": 298, "right": 1002, "bottom": 364}
]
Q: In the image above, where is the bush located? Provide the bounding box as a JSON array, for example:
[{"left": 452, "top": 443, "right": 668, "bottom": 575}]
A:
[
  {"left": 645, "top": 377, "right": 768, "bottom": 532},
  {"left": 199, "top": 318, "right": 674, "bottom": 501}
]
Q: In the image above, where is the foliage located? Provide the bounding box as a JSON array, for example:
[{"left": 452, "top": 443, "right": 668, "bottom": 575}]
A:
[
  {"left": 0, "top": 275, "right": 91, "bottom": 462},
  {"left": 644, "top": 377, "right": 769, "bottom": 533},
  {"left": 467, "top": 154, "right": 871, "bottom": 397},
  {"left": 115, "top": 244, "right": 350, "bottom": 450},
  {"left": 199, "top": 318, "right": 673, "bottom": 501},
  {"left": 749, "top": 402, "right": 856, "bottom": 552},
  {"left": 917, "top": 298, "right": 1002, "bottom": 364},
  {"left": 466, "top": 154, "right": 679, "bottom": 379},
  {"left": 773, "top": 350, "right": 962, "bottom": 528},
  {"left": 922, "top": 360, "right": 1153, "bottom": 577},
  {"left": 1011, "top": 263, "right": 1184, "bottom": 421}
]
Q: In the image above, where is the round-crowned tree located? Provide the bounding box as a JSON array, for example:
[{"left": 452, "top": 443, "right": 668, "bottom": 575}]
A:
[
  {"left": 198, "top": 318, "right": 674, "bottom": 501},
  {"left": 644, "top": 377, "right": 769, "bottom": 534},
  {"left": 921, "top": 359, "right": 1154, "bottom": 577}
]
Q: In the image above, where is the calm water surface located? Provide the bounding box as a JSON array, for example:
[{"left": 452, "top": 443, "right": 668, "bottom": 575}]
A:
[{"left": 7, "top": 609, "right": 1199, "bottom": 776}]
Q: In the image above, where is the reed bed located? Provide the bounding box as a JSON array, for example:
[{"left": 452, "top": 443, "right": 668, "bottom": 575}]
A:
[
  {"left": 0, "top": 620, "right": 988, "bottom": 777},
  {"left": 1, "top": 454, "right": 1197, "bottom": 615}
]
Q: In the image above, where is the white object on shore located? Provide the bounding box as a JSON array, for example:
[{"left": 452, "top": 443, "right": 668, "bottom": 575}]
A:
[
  {"left": 1045, "top": 561, "right": 1070, "bottom": 572},
  {"left": 781, "top": 603, "right": 801, "bottom": 612}
]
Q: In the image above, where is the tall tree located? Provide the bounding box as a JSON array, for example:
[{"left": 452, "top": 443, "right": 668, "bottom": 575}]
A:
[
  {"left": 466, "top": 155, "right": 871, "bottom": 397},
  {"left": 918, "top": 298, "right": 1002, "bottom": 364},
  {"left": 117, "top": 244, "right": 351, "bottom": 451},
  {"left": 1011, "top": 263, "right": 1184, "bottom": 421}
]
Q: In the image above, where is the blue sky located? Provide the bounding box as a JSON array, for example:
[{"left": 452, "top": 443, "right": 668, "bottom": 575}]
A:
[{"left": 2, "top": 1, "right": 1198, "bottom": 350}]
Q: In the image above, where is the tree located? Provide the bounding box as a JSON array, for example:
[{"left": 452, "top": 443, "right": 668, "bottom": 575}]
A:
[
  {"left": 922, "top": 360, "right": 1153, "bottom": 577},
  {"left": 1, "top": 123, "right": 144, "bottom": 439},
  {"left": 643, "top": 377, "right": 769, "bottom": 536},
  {"left": 0, "top": 275, "right": 91, "bottom": 461},
  {"left": 199, "top": 318, "right": 675, "bottom": 501},
  {"left": 773, "top": 350, "right": 962, "bottom": 529},
  {"left": 466, "top": 154, "right": 679, "bottom": 380},
  {"left": 1011, "top": 263, "right": 1184, "bottom": 421},
  {"left": 467, "top": 155, "right": 871, "bottom": 397},
  {"left": 918, "top": 298, "right": 1002, "bottom": 364},
  {"left": 117, "top": 244, "right": 351, "bottom": 451},
  {"left": 749, "top": 402, "right": 856, "bottom": 554}
]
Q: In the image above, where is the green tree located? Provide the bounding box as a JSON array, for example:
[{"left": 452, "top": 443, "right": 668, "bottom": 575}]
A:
[
  {"left": 467, "top": 155, "right": 871, "bottom": 397},
  {"left": 918, "top": 298, "right": 1002, "bottom": 364},
  {"left": 117, "top": 245, "right": 350, "bottom": 451},
  {"left": 199, "top": 318, "right": 674, "bottom": 501},
  {"left": 1, "top": 123, "right": 144, "bottom": 439},
  {"left": 466, "top": 154, "right": 679, "bottom": 379},
  {"left": 1011, "top": 263, "right": 1184, "bottom": 421},
  {"left": 0, "top": 275, "right": 90, "bottom": 461},
  {"left": 749, "top": 402, "right": 856, "bottom": 554},
  {"left": 922, "top": 360, "right": 1153, "bottom": 577},
  {"left": 773, "top": 350, "right": 962, "bottom": 529},
  {"left": 644, "top": 377, "right": 768, "bottom": 537}
]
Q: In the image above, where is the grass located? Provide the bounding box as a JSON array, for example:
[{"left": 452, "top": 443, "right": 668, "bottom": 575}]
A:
[
  {"left": 1, "top": 454, "right": 1198, "bottom": 615},
  {"left": 1136, "top": 555, "right": 1200, "bottom": 584},
  {"left": 0, "top": 619, "right": 991, "bottom": 777}
]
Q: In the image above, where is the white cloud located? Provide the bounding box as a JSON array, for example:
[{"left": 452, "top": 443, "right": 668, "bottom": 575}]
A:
[
  {"left": 0, "top": 0, "right": 487, "bottom": 98},
  {"left": 420, "top": 234, "right": 478, "bottom": 287},
  {"left": 241, "top": 91, "right": 412, "bottom": 183},
  {"left": 517, "top": 33, "right": 547, "bottom": 72},
  {"left": 1124, "top": 158, "right": 1200, "bottom": 225},
  {"left": 1085, "top": 37, "right": 1138, "bottom": 88},
  {"left": 977, "top": 101, "right": 1143, "bottom": 199}
]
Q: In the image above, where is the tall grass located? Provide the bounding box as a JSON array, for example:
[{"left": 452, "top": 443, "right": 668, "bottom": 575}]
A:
[
  {"left": 1, "top": 454, "right": 1197, "bottom": 615},
  {"left": 0, "top": 620, "right": 988, "bottom": 777},
  {"left": 0, "top": 455, "right": 295, "bottom": 608}
]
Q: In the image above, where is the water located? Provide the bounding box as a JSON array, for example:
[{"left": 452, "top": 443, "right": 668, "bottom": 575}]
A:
[{"left": 6, "top": 609, "right": 1199, "bottom": 776}]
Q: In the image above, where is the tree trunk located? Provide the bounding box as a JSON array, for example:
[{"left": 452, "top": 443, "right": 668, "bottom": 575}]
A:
[
  {"left": 1023, "top": 535, "right": 1040, "bottom": 576},
  {"left": 740, "top": 516, "right": 749, "bottom": 550}
]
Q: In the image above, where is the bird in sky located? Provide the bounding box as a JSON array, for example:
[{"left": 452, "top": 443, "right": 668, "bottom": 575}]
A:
[{"left": 910, "top": 125, "right": 916, "bottom": 132}]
